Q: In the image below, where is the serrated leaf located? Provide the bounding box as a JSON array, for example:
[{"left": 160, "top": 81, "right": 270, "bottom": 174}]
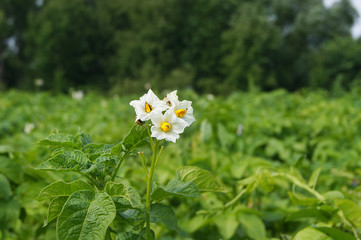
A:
[
  {"left": 176, "top": 166, "right": 226, "bottom": 192},
  {"left": 79, "top": 133, "right": 92, "bottom": 146},
  {"left": 150, "top": 203, "right": 178, "bottom": 230},
  {"left": 105, "top": 181, "right": 143, "bottom": 209},
  {"left": 45, "top": 196, "right": 68, "bottom": 226},
  {"left": 83, "top": 143, "right": 114, "bottom": 160},
  {"left": 36, "top": 151, "right": 95, "bottom": 173},
  {"left": 316, "top": 227, "right": 356, "bottom": 240},
  {"left": 0, "top": 174, "right": 11, "bottom": 200},
  {"left": 336, "top": 199, "right": 361, "bottom": 229},
  {"left": 238, "top": 214, "right": 266, "bottom": 240},
  {"left": 38, "top": 132, "right": 80, "bottom": 148},
  {"left": 57, "top": 190, "right": 116, "bottom": 240},
  {"left": 308, "top": 168, "right": 321, "bottom": 189},
  {"left": 36, "top": 180, "right": 94, "bottom": 201},
  {"left": 94, "top": 156, "right": 119, "bottom": 171},
  {"left": 151, "top": 179, "right": 201, "bottom": 201},
  {"left": 293, "top": 227, "right": 331, "bottom": 240}
]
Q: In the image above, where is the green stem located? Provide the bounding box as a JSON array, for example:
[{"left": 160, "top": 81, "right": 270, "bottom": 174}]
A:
[
  {"left": 225, "top": 171, "right": 326, "bottom": 209},
  {"left": 139, "top": 152, "right": 149, "bottom": 177},
  {"left": 272, "top": 172, "right": 325, "bottom": 201},
  {"left": 111, "top": 153, "right": 128, "bottom": 182},
  {"left": 225, "top": 188, "right": 246, "bottom": 208},
  {"left": 80, "top": 172, "right": 102, "bottom": 189},
  {"left": 146, "top": 140, "right": 159, "bottom": 240}
]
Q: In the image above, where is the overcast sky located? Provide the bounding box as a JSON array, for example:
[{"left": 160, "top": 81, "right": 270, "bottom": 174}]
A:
[{"left": 324, "top": 0, "right": 361, "bottom": 38}]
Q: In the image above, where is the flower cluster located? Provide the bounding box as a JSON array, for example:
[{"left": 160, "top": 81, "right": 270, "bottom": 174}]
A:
[{"left": 130, "top": 89, "right": 195, "bottom": 143}]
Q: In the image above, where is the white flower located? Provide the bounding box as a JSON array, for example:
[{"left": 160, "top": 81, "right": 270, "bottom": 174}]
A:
[
  {"left": 164, "top": 90, "right": 195, "bottom": 127},
  {"left": 130, "top": 89, "right": 168, "bottom": 121},
  {"left": 237, "top": 124, "right": 243, "bottom": 136},
  {"left": 150, "top": 107, "right": 187, "bottom": 143},
  {"left": 72, "top": 90, "right": 84, "bottom": 100},
  {"left": 24, "top": 123, "right": 35, "bottom": 134},
  {"left": 34, "top": 78, "right": 44, "bottom": 87},
  {"left": 163, "top": 90, "right": 179, "bottom": 107}
]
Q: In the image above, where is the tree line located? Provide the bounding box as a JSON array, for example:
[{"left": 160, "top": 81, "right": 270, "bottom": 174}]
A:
[{"left": 0, "top": 0, "right": 360, "bottom": 94}]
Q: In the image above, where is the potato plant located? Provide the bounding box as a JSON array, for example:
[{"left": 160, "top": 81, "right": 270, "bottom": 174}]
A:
[{"left": 35, "top": 90, "right": 224, "bottom": 240}]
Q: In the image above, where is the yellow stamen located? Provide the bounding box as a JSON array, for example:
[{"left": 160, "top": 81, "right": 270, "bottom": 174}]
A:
[
  {"left": 161, "top": 122, "right": 171, "bottom": 132},
  {"left": 175, "top": 109, "right": 187, "bottom": 118},
  {"left": 145, "top": 102, "right": 153, "bottom": 113}
]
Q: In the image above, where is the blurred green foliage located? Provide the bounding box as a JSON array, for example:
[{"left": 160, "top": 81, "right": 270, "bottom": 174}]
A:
[
  {"left": 1, "top": 89, "right": 361, "bottom": 239},
  {"left": 0, "top": 0, "right": 360, "bottom": 93}
]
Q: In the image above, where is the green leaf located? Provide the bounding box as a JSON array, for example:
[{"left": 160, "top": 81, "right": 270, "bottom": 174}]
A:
[
  {"left": 36, "top": 180, "right": 94, "bottom": 201},
  {"left": 36, "top": 150, "right": 95, "bottom": 173},
  {"left": 0, "top": 156, "right": 23, "bottom": 184},
  {"left": 217, "top": 123, "right": 235, "bottom": 148},
  {"left": 336, "top": 199, "right": 361, "bottom": 229},
  {"left": 83, "top": 143, "right": 114, "bottom": 160},
  {"left": 286, "top": 208, "right": 329, "bottom": 222},
  {"left": 200, "top": 120, "right": 213, "bottom": 142},
  {"left": 293, "top": 227, "right": 331, "bottom": 240},
  {"left": 214, "top": 212, "right": 238, "bottom": 239},
  {"left": 238, "top": 214, "right": 266, "bottom": 240},
  {"left": 45, "top": 196, "right": 68, "bottom": 226},
  {"left": 257, "top": 170, "right": 274, "bottom": 192},
  {"left": 79, "top": 133, "right": 92, "bottom": 146},
  {"left": 308, "top": 167, "right": 322, "bottom": 189},
  {"left": 150, "top": 203, "right": 178, "bottom": 231},
  {"left": 288, "top": 192, "right": 319, "bottom": 206},
  {"left": 316, "top": 227, "right": 356, "bottom": 240},
  {"left": 117, "top": 125, "right": 148, "bottom": 153},
  {"left": 57, "top": 190, "right": 116, "bottom": 240},
  {"left": 105, "top": 181, "right": 143, "bottom": 209},
  {"left": 176, "top": 166, "right": 226, "bottom": 192},
  {"left": 0, "top": 145, "right": 12, "bottom": 154},
  {"left": 151, "top": 179, "right": 201, "bottom": 201},
  {"left": 38, "top": 132, "right": 80, "bottom": 148},
  {"left": 115, "top": 209, "right": 144, "bottom": 226},
  {"left": 0, "top": 199, "right": 20, "bottom": 230},
  {"left": 0, "top": 174, "right": 11, "bottom": 200},
  {"left": 323, "top": 191, "right": 344, "bottom": 200},
  {"left": 117, "top": 228, "right": 154, "bottom": 240}
]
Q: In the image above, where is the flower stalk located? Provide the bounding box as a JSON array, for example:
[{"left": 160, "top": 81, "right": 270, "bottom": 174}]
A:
[{"left": 145, "top": 139, "right": 159, "bottom": 240}]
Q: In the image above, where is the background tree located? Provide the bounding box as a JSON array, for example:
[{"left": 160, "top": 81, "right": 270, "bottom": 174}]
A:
[{"left": 1, "top": 0, "right": 359, "bottom": 93}]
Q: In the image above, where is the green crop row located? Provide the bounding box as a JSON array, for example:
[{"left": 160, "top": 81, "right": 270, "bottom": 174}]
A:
[{"left": 1, "top": 89, "right": 361, "bottom": 240}]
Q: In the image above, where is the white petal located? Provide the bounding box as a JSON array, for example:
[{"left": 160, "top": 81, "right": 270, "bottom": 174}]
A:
[
  {"left": 176, "top": 100, "right": 192, "bottom": 110},
  {"left": 166, "top": 90, "right": 179, "bottom": 107},
  {"left": 150, "top": 111, "right": 165, "bottom": 127},
  {"left": 183, "top": 107, "right": 195, "bottom": 126},
  {"left": 171, "top": 118, "right": 187, "bottom": 134},
  {"left": 151, "top": 126, "right": 163, "bottom": 139},
  {"left": 164, "top": 131, "right": 179, "bottom": 143},
  {"left": 162, "top": 107, "right": 176, "bottom": 122}
]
